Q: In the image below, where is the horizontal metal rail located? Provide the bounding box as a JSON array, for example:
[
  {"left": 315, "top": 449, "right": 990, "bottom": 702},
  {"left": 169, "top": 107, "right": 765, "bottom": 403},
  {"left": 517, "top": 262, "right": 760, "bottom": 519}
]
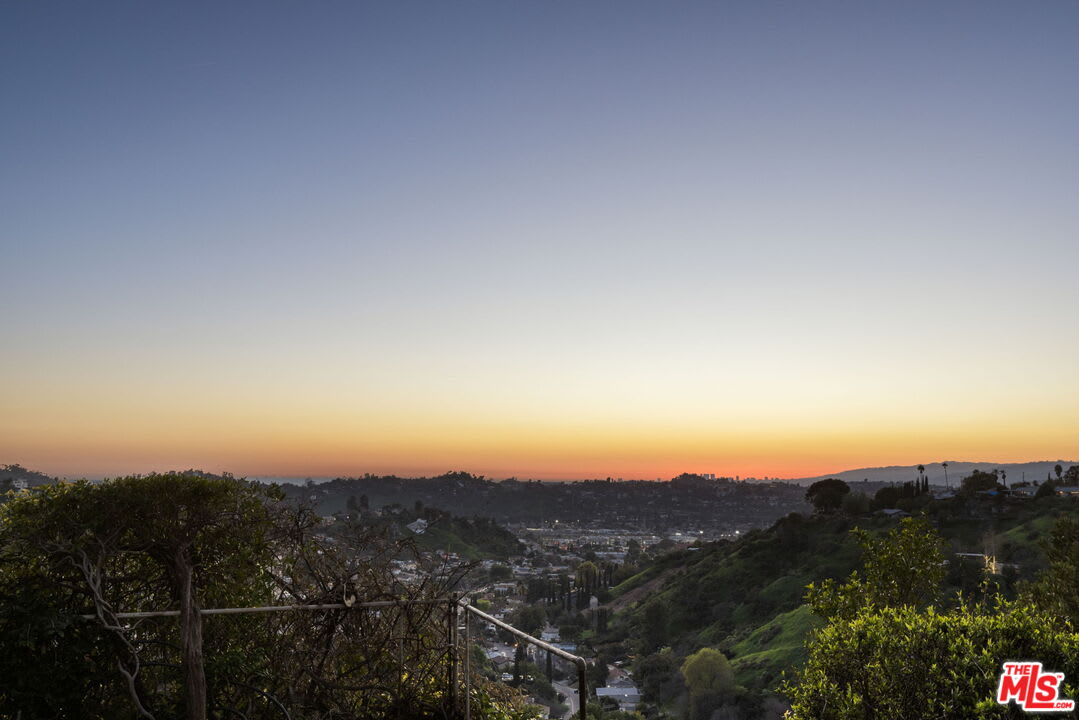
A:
[
  {"left": 78, "top": 596, "right": 591, "bottom": 719},
  {"left": 461, "top": 601, "right": 588, "bottom": 720},
  {"left": 460, "top": 602, "right": 581, "bottom": 665},
  {"left": 78, "top": 598, "right": 448, "bottom": 621}
]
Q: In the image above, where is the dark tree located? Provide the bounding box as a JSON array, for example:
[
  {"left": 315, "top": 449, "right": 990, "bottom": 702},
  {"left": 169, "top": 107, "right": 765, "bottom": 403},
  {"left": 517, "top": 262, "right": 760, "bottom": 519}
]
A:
[
  {"left": 805, "top": 479, "right": 850, "bottom": 513},
  {"left": 961, "top": 469, "right": 1001, "bottom": 494}
]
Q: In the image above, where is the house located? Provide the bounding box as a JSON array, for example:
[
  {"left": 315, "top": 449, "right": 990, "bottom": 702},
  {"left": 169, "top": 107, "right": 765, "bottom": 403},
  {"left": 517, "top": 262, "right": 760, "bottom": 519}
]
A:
[
  {"left": 406, "top": 518, "right": 428, "bottom": 534},
  {"left": 486, "top": 648, "right": 514, "bottom": 668},
  {"left": 596, "top": 686, "right": 641, "bottom": 712},
  {"left": 492, "top": 582, "right": 517, "bottom": 597}
]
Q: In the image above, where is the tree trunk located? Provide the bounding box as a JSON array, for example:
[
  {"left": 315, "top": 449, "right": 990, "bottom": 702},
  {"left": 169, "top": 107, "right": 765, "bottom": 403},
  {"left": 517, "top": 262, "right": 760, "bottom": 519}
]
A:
[{"left": 177, "top": 552, "right": 207, "bottom": 720}]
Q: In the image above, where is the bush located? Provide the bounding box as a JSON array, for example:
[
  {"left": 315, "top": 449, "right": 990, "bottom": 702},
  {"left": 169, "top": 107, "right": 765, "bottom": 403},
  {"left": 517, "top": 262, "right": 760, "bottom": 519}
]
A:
[{"left": 785, "top": 601, "right": 1078, "bottom": 720}]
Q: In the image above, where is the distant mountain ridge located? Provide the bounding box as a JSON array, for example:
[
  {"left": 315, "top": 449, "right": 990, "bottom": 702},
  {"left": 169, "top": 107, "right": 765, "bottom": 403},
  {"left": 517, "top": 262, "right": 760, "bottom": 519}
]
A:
[{"left": 791, "top": 460, "right": 1079, "bottom": 487}]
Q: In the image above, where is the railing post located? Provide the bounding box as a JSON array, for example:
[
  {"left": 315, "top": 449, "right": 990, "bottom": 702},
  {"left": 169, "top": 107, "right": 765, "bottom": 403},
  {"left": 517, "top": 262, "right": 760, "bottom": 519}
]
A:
[
  {"left": 447, "top": 593, "right": 459, "bottom": 714},
  {"left": 397, "top": 637, "right": 404, "bottom": 707},
  {"left": 576, "top": 658, "right": 588, "bottom": 720},
  {"left": 464, "top": 599, "right": 472, "bottom": 720}
]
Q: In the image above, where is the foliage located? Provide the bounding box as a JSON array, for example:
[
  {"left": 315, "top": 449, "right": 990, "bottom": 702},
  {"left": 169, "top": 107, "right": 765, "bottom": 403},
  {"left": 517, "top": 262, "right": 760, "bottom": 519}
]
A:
[
  {"left": 634, "top": 648, "right": 683, "bottom": 708},
  {"left": 805, "top": 479, "right": 850, "bottom": 514},
  {"left": 806, "top": 516, "right": 946, "bottom": 620},
  {"left": 0, "top": 474, "right": 278, "bottom": 719},
  {"left": 572, "top": 701, "right": 643, "bottom": 719},
  {"left": 680, "top": 647, "right": 735, "bottom": 697},
  {"left": 489, "top": 564, "right": 513, "bottom": 581},
  {"left": 841, "top": 491, "right": 870, "bottom": 515},
  {"left": 788, "top": 513, "right": 1079, "bottom": 719},
  {"left": 729, "top": 605, "right": 822, "bottom": 691},
  {"left": 509, "top": 605, "right": 547, "bottom": 636},
  {"left": 615, "top": 497, "right": 1077, "bottom": 718},
  {"left": 0, "top": 472, "right": 497, "bottom": 720},
  {"left": 785, "top": 600, "right": 1079, "bottom": 720},
  {"left": 962, "top": 470, "right": 1002, "bottom": 494},
  {"left": 1022, "top": 514, "right": 1079, "bottom": 626},
  {"left": 872, "top": 485, "right": 900, "bottom": 509}
]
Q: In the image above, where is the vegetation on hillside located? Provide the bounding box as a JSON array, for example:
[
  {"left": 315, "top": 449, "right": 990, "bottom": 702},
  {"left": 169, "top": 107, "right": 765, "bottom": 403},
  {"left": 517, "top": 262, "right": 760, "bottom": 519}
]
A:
[
  {"left": 598, "top": 473, "right": 1079, "bottom": 719},
  {"left": 787, "top": 516, "right": 1079, "bottom": 719},
  {"left": 0, "top": 473, "right": 534, "bottom": 720}
]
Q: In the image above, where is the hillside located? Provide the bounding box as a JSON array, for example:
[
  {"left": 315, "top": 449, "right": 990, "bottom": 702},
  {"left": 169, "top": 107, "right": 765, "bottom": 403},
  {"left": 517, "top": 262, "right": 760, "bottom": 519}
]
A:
[
  {"left": 279, "top": 471, "right": 810, "bottom": 535},
  {"left": 0, "top": 464, "right": 56, "bottom": 489},
  {"left": 406, "top": 513, "right": 525, "bottom": 561},
  {"left": 792, "top": 460, "right": 1079, "bottom": 487},
  {"left": 601, "top": 490, "right": 1077, "bottom": 716}
]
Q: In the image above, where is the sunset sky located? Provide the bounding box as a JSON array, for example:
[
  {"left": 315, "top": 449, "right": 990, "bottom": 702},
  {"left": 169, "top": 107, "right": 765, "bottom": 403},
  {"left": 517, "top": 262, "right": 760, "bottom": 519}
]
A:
[{"left": 3, "top": 2, "right": 1078, "bottom": 480}]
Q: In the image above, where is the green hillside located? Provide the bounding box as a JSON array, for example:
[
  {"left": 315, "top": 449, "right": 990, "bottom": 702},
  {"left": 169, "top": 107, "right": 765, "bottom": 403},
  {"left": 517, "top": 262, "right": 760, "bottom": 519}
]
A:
[
  {"left": 729, "top": 605, "right": 821, "bottom": 691},
  {"left": 602, "top": 493, "right": 1077, "bottom": 717},
  {"left": 408, "top": 514, "right": 524, "bottom": 560}
]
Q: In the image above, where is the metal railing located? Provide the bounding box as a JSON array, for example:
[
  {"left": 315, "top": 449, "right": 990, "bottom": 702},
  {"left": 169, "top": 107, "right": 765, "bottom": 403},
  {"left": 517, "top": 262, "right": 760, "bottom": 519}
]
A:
[
  {"left": 459, "top": 599, "right": 588, "bottom": 720},
  {"left": 81, "top": 595, "right": 589, "bottom": 720}
]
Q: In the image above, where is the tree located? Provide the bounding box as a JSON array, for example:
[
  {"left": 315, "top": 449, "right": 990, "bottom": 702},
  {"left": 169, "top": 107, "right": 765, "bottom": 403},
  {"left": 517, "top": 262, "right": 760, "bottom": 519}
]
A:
[
  {"left": 805, "top": 479, "right": 850, "bottom": 514},
  {"left": 637, "top": 600, "right": 669, "bottom": 653},
  {"left": 576, "top": 561, "right": 600, "bottom": 607},
  {"left": 1055, "top": 464, "right": 1063, "bottom": 481},
  {"left": 791, "top": 515, "right": 1079, "bottom": 719},
  {"left": 1064, "top": 465, "right": 1079, "bottom": 485},
  {"left": 960, "top": 469, "right": 1000, "bottom": 494},
  {"left": 785, "top": 600, "right": 1079, "bottom": 720},
  {"left": 635, "top": 648, "right": 680, "bottom": 709},
  {"left": 806, "top": 516, "right": 946, "bottom": 620},
  {"left": 0, "top": 472, "right": 478, "bottom": 720},
  {"left": 0, "top": 474, "right": 278, "bottom": 719},
  {"left": 510, "top": 605, "right": 547, "bottom": 636},
  {"left": 1023, "top": 515, "right": 1079, "bottom": 625},
  {"left": 941, "top": 461, "right": 949, "bottom": 489},
  {"left": 872, "top": 485, "right": 900, "bottom": 509},
  {"left": 1035, "top": 481, "right": 1057, "bottom": 499},
  {"left": 680, "top": 647, "right": 735, "bottom": 697},
  {"left": 841, "top": 491, "right": 870, "bottom": 516},
  {"left": 489, "top": 563, "right": 513, "bottom": 581}
]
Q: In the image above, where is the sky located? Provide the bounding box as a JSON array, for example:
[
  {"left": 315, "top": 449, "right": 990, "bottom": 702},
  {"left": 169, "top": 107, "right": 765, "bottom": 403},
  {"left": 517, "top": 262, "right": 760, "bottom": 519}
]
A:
[{"left": 2, "top": 1, "right": 1078, "bottom": 481}]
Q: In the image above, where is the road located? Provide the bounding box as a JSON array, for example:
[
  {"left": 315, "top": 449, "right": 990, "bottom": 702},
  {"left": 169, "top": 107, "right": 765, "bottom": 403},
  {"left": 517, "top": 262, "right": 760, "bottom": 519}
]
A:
[{"left": 552, "top": 679, "right": 579, "bottom": 718}]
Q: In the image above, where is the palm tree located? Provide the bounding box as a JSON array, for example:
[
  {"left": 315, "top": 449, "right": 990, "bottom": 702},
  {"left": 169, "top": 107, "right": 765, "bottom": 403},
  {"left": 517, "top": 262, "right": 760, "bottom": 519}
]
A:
[
  {"left": 917, "top": 464, "right": 926, "bottom": 494},
  {"left": 942, "top": 462, "right": 949, "bottom": 489}
]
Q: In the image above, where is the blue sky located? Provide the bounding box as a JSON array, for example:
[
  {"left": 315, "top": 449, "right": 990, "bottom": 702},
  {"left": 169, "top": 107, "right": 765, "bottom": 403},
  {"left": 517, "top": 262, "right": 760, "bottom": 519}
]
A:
[{"left": 3, "top": 2, "right": 1078, "bottom": 478}]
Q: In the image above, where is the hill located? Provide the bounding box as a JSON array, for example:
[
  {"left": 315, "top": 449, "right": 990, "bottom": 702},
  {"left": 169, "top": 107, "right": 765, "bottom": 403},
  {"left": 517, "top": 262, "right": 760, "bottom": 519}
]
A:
[
  {"left": 791, "top": 460, "right": 1078, "bottom": 487},
  {"left": 279, "top": 471, "right": 810, "bottom": 535},
  {"left": 0, "top": 464, "right": 56, "bottom": 490},
  {"left": 601, "top": 489, "right": 1078, "bottom": 717}
]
